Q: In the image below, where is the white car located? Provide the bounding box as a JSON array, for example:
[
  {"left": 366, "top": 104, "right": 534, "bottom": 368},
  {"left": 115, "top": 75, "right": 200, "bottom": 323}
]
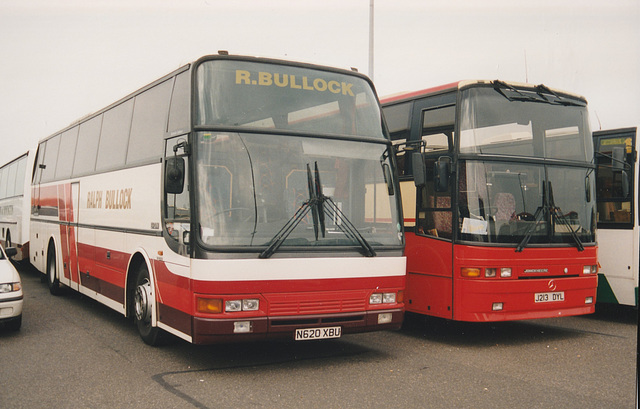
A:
[{"left": 0, "top": 247, "right": 22, "bottom": 331}]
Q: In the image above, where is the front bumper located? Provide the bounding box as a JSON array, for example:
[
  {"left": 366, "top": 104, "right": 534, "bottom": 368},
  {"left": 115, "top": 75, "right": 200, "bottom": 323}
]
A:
[{"left": 192, "top": 308, "right": 403, "bottom": 344}]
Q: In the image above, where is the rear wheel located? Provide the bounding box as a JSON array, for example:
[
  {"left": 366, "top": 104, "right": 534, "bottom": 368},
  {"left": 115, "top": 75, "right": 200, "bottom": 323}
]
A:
[
  {"left": 47, "top": 246, "right": 62, "bottom": 295},
  {"left": 133, "top": 264, "right": 163, "bottom": 345}
]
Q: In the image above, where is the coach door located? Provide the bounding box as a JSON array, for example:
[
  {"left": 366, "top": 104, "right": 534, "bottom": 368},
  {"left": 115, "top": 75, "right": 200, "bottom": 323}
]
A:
[{"left": 60, "top": 182, "right": 80, "bottom": 291}]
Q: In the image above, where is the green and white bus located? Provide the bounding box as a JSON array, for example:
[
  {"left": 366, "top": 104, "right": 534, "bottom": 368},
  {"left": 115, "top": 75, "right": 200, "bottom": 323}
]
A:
[{"left": 593, "top": 127, "right": 638, "bottom": 306}]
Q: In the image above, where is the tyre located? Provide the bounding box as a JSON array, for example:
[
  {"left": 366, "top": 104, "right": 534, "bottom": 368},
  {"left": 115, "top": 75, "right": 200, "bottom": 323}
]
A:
[
  {"left": 47, "top": 245, "right": 62, "bottom": 296},
  {"left": 133, "top": 264, "right": 163, "bottom": 345},
  {"left": 5, "top": 315, "right": 22, "bottom": 331}
]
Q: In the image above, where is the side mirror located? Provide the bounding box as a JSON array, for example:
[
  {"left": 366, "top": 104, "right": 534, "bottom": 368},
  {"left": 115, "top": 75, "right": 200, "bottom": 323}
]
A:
[
  {"left": 585, "top": 175, "right": 591, "bottom": 202},
  {"left": 4, "top": 247, "right": 17, "bottom": 258},
  {"left": 411, "top": 152, "right": 426, "bottom": 187},
  {"left": 381, "top": 163, "right": 395, "bottom": 195},
  {"left": 621, "top": 170, "right": 630, "bottom": 198},
  {"left": 434, "top": 158, "right": 450, "bottom": 193},
  {"left": 165, "top": 157, "right": 185, "bottom": 194},
  {"left": 612, "top": 147, "right": 625, "bottom": 172}
]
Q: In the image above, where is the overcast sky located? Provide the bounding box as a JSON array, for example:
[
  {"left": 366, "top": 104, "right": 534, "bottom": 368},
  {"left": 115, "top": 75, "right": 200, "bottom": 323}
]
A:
[{"left": 0, "top": 0, "right": 638, "bottom": 165}]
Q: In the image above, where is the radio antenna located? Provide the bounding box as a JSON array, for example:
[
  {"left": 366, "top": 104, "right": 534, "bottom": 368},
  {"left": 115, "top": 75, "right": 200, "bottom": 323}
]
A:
[{"left": 524, "top": 50, "right": 529, "bottom": 83}]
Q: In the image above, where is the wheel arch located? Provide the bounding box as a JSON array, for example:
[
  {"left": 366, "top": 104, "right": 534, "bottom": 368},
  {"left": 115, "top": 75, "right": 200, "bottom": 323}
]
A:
[{"left": 125, "top": 249, "right": 156, "bottom": 320}]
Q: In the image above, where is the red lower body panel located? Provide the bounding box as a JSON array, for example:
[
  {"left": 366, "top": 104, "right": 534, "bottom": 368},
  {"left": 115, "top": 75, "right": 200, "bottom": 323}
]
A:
[
  {"left": 453, "top": 275, "right": 597, "bottom": 321},
  {"left": 405, "top": 234, "right": 598, "bottom": 321}
]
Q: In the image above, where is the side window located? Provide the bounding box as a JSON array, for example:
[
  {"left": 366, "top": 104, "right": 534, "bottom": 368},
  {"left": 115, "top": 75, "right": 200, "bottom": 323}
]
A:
[
  {"left": 167, "top": 71, "right": 191, "bottom": 135},
  {"left": 5, "top": 161, "right": 17, "bottom": 197},
  {"left": 73, "top": 115, "right": 103, "bottom": 177},
  {"left": 14, "top": 156, "right": 26, "bottom": 196},
  {"left": 0, "top": 166, "right": 6, "bottom": 198},
  {"left": 595, "top": 133, "right": 635, "bottom": 226},
  {"left": 40, "top": 135, "right": 60, "bottom": 183},
  {"left": 33, "top": 143, "right": 46, "bottom": 184},
  {"left": 127, "top": 79, "right": 174, "bottom": 165},
  {"left": 422, "top": 105, "right": 455, "bottom": 152},
  {"left": 95, "top": 99, "right": 134, "bottom": 172},
  {"left": 415, "top": 156, "right": 453, "bottom": 240},
  {"left": 164, "top": 136, "right": 191, "bottom": 254},
  {"left": 382, "top": 101, "right": 413, "bottom": 178},
  {"left": 55, "top": 127, "right": 79, "bottom": 180}
]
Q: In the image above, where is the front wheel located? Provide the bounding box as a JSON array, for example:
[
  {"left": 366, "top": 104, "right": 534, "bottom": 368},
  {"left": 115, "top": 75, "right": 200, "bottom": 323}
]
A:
[
  {"left": 5, "top": 315, "right": 22, "bottom": 331},
  {"left": 133, "top": 264, "right": 163, "bottom": 345}
]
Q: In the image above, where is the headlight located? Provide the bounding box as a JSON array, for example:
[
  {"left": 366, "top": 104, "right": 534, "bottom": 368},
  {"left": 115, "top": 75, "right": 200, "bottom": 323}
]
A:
[
  {"left": 225, "top": 299, "right": 260, "bottom": 312},
  {"left": 242, "top": 299, "right": 259, "bottom": 311},
  {"left": 500, "top": 268, "right": 512, "bottom": 278},
  {"left": 583, "top": 265, "right": 597, "bottom": 275},
  {"left": 370, "top": 292, "right": 397, "bottom": 304},
  {"left": 0, "top": 282, "right": 20, "bottom": 293},
  {"left": 225, "top": 300, "right": 242, "bottom": 312}
]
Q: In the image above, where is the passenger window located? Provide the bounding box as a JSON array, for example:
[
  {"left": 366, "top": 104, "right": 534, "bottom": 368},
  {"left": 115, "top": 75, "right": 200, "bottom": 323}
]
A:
[
  {"left": 422, "top": 105, "right": 455, "bottom": 152},
  {"left": 95, "top": 99, "right": 134, "bottom": 172},
  {"left": 127, "top": 80, "right": 173, "bottom": 165},
  {"left": 40, "top": 135, "right": 60, "bottom": 183},
  {"left": 55, "top": 127, "right": 79, "bottom": 180},
  {"left": 73, "top": 115, "right": 103, "bottom": 177},
  {"left": 5, "top": 162, "right": 17, "bottom": 197},
  {"left": 167, "top": 72, "right": 191, "bottom": 135},
  {"left": 14, "top": 157, "right": 26, "bottom": 196}
]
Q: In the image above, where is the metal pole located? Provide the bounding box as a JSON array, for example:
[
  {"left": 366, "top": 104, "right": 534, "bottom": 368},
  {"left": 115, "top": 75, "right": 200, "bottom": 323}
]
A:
[{"left": 368, "top": 0, "right": 374, "bottom": 81}]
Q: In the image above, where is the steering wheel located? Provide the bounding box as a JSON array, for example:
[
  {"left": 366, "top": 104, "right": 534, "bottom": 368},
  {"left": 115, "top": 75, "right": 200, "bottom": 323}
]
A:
[{"left": 516, "top": 212, "right": 535, "bottom": 222}]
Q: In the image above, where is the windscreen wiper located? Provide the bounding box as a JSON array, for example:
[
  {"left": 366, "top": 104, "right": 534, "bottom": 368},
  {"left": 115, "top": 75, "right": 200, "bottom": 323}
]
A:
[
  {"left": 493, "top": 80, "right": 544, "bottom": 104},
  {"left": 259, "top": 162, "right": 376, "bottom": 258},
  {"left": 493, "top": 81, "right": 584, "bottom": 106},
  {"left": 259, "top": 164, "right": 320, "bottom": 259},
  {"left": 515, "top": 203, "right": 546, "bottom": 252},
  {"left": 535, "top": 84, "right": 586, "bottom": 107},
  {"left": 322, "top": 196, "right": 376, "bottom": 257},
  {"left": 516, "top": 181, "right": 548, "bottom": 252},
  {"left": 313, "top": 162, "right": 326, "bottom": 238},
  {"left": 494, "top": 80, "right": 528, "bottom": 100},
  {"left": 547, "top": 182, "right": 584, "bottom": 252},
  {"left": 515, "top": 181, "right": 585, "bottom": 252}
]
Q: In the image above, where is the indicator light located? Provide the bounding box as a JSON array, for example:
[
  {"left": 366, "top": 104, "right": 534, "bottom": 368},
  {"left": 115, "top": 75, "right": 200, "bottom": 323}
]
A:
[
  {"left": 461, "top": 267, "right": 481, "bottom": 278},
  {"left": 197, "top": 298, "right": 223, "bottom": 314}
]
